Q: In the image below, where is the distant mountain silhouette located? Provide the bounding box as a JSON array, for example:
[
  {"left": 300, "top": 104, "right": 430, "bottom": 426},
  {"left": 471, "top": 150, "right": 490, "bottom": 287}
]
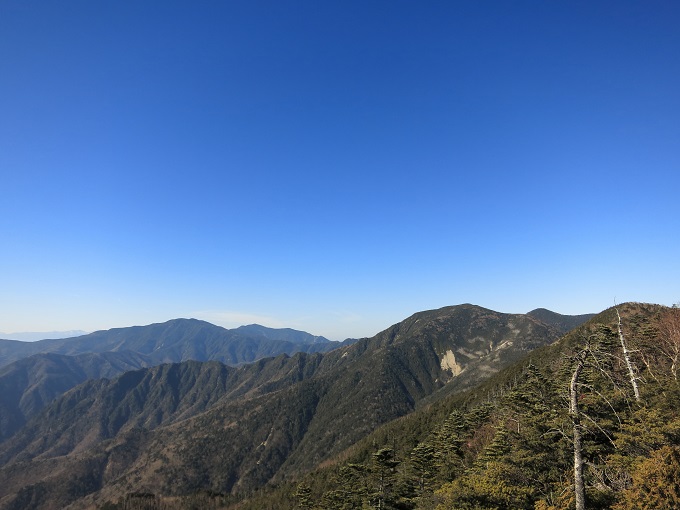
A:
[{"left": 0, "top": 319, "right": 346, "bottom": 369}]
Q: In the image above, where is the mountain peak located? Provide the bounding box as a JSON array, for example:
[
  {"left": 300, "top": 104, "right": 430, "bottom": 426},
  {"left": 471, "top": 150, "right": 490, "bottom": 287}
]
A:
[{"left": 527, "top": 308, "right": 596, "bottom": 335}]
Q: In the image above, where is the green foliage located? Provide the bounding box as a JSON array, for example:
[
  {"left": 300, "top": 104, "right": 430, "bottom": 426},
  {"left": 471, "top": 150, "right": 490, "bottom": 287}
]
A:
[
  {"left": 321, "top": 464, "right": 370, "bottom": 509},
  {"left": 409, "top": 443, "right": 438, "bottom": 493},
  {"left": 427, "top": 408, "right": 468, "bottom": 480},
  {"left": 369, "top": 448, "right": 401, "bottom": 509},
  {"left": 293, "top": 482, "right": 313, "bottom": 509}
]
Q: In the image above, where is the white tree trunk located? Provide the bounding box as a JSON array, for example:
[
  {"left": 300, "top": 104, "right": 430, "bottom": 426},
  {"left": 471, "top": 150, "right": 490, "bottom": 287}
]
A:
[
  {"left": 616, "top": 308, "right": 640, "bottom": 401},
  {"left": 570, "top": 351, "right": 587, "bottom": 510}
]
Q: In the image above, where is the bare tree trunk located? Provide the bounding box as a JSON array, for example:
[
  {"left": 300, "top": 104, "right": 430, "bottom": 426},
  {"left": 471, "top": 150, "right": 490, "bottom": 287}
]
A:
[
  {"left": 570, "top": 351, "right": 587, "bottom": 510},
  {"left": 658, "top": 309, "right": 680, "bottom": 381},
  {"left": 616, "top": 308, "right": 640, "bottom": 401}
]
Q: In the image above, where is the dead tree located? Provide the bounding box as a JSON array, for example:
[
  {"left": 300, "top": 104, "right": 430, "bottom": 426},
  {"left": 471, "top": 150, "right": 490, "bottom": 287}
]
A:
[
  {"left": 615, "top": 308, "right": 640, "bottom": 401},
  {"left": 658, "top": 308, "right": 680, "bottom": 381},
  {"left": 569, "top": 350, "right": 588, "bottom": 510},
  {"left": 566, "top": 334, "right": 625, "bottom": 510}
]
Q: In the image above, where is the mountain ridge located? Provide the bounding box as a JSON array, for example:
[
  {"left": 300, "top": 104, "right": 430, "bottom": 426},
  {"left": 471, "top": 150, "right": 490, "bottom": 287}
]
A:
[
  {"left": 233, "top": 324, "right": 331, "bottom": 344},
  {"left": 0, "top": 319, "right": 346, "bottom": 369}
]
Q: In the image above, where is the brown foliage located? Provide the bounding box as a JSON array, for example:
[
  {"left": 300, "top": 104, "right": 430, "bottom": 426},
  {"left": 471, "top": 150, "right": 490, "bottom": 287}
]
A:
[{"left": 613, "top": 446, "right": 680, "bottom": 510}]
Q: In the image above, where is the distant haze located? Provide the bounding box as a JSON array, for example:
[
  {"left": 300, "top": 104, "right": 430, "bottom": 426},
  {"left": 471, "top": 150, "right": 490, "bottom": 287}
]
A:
[{"left": 0, "top": 331, "right": 88, "bottom": 342}]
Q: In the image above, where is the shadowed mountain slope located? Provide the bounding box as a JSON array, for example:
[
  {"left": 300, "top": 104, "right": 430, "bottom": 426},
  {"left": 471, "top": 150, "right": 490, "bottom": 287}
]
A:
[{"left": 0, "top": 351, "right": 152, "bottom": 443}]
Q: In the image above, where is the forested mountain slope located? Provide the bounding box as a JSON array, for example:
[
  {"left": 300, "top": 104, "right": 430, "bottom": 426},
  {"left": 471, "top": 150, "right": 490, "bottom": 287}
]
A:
[
  {"left": 0, "top": 304, "right": 588, "bottom": 510},
  {"left": 235, "top": 302, "right": 680, "bottom": 510},
  {"left": 0, "top": 351, "right": 152, "bottom": 442}
]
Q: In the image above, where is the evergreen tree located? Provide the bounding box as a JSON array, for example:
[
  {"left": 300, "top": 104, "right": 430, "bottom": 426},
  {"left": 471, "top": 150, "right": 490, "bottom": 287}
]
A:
[
  {"left": 430, "top": 408, "right": 469, "bottom": 480},
  {"left": 370, "top": 448, "right": 400, "bottom": 509},
  {"left": 503, "top": 364, "right": 568, "bottom": 504},
  {"left": 475, "top": 422, "right": 510, "bottom": 467},
  {"left": 293, "top": 482, "right": 313, "bottom": 510},
  {"left": 321, "top": 464, "right": 369, "bottom": 510},
  {"left": 409, "top": 443, "right": 437, "bottom": 494}
]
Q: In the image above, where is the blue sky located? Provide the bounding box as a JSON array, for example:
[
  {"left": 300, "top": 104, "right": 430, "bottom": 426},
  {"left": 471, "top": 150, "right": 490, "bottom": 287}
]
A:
[{"left": 1, "top": 1, "right": 679, "bottom": 340}]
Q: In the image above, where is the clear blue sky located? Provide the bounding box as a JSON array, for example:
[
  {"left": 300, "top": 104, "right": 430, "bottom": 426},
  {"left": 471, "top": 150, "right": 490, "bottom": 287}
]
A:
[{"left": 1, "top": 1, "right": 679, "bottom": 340}]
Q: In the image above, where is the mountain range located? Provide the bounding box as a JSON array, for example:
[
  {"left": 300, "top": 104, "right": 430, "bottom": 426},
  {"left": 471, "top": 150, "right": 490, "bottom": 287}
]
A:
[
  {"left": 0, "top": 304, "right": 598, "bottom": 509},
  {"left": 0, "top": 321, "right": 350, "bottom": 443},
  {"left": 0, "top": 319, "right": 341, "bottom": 369}
]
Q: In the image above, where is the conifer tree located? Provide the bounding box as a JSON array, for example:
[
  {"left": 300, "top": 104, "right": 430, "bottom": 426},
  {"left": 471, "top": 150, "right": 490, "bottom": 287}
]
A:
[
  {"left": 293, "top": 482, "right": 313, "bottom": 510},
  {"left": 409, "top": 442, "right": 437, "bottom": 494},
  {"left": 430, "top": 408, "right": 467, "bottom": 480},
  {"left": 476, "top": 422, "right": 510, "bottom": 466},
  {"left": 370, "top": 448, "right": 400, "bottom": 509},
  {"left": 321, "top": 464, "right": 369, "bottom": 509},
  {"left": 503, "top": 363, "right": 567, "bottom": 503}
]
